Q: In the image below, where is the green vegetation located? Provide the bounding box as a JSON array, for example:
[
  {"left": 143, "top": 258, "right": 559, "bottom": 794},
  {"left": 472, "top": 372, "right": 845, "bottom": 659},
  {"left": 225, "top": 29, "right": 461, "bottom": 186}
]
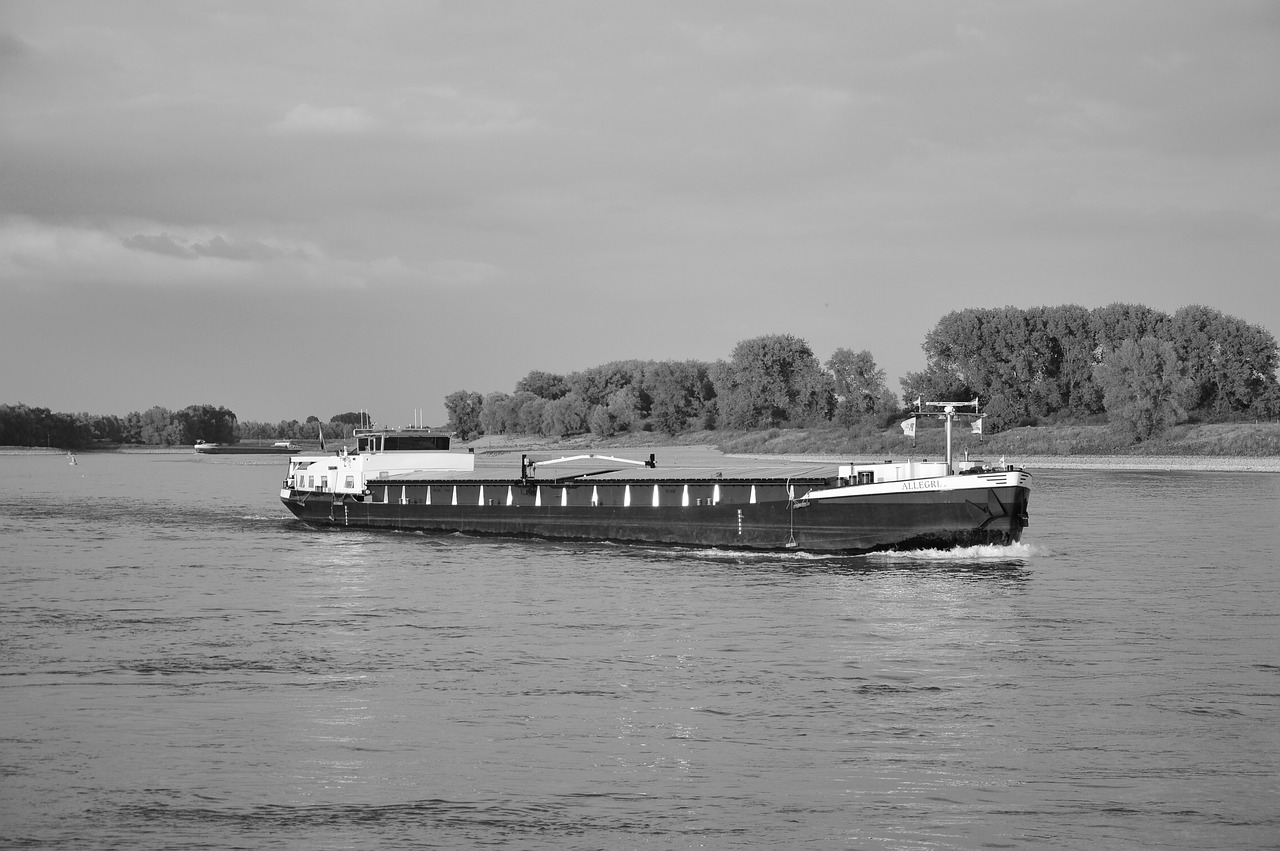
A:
[
  {"left": 546, "top": 420, "right": 1280, "bottom": 459},
  {"left": 904, "top": 304, "right": 1278, "bottom": 430},
  {"left": 0, "top": 403, "right": 238, "bottom": 449},
  {"left": 711, "top": 334, "right": 831, "bottom": 428},
  {"left": 446, "top": 338, "right": 897, "bottom": 442},
  {"left": 0, "top": 404, "right": 370, "bottom": 450},
  {"left": 446, "top": 303, "right": 1278, "bottom": 449},
  {"left": 1094, "top": 337, "right": 1194, "bottom": 441},
  {"left": 5, "top": 302, "right": 1278, "bottom": 454}
]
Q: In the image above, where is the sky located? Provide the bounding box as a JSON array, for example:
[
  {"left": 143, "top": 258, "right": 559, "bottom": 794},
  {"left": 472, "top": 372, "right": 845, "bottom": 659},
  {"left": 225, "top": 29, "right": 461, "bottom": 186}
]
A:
[{"left": 2, "top": 1, "right": 1278, "bottom": 426}]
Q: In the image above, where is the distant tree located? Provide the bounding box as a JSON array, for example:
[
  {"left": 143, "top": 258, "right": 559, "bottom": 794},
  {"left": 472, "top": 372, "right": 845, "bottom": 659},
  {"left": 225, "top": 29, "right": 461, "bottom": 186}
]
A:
[
  {"left": 588, "top": 386, "right": 643, "bottom": 437},
  {"left": 235, "top": 420, "right": 264, "bottom": 440},
  {"left": 275, "top": 419, "right": 303, "bottom": 440},
  {"left": 518, "top": 396, "right": 549, "bottom": 435},
  {"left": 1168, "top": 305, "right": 1279, "bottom": 420},
  {"left": 1091, "top": 303, "right": 1169, "bottom": 355},
  {"left": 506, "top": 391, "right": 541, "bottom": 433},
  {"left": 477, "top": 391, "right": 541, "bottom": 435},
  {"left": 826, "top": 348, "right": 894, "bottom": 425},
  {"left": 919, "top": 307, "right": 1043, "bottom": 427},
  {"left": 1251, "top": 383, "right": 1280, "bottom": 420},
  {"left": 330, "top": 411, "right": 366, "bottom": 427},
  {"left": 711, "top": 334, "right": 833, "bottom": 429},
  {"left": 565, "top": 362, "right": 643, "bottom": 407},
  {"left": 642, "top": 360, "right": 713, "bottom": 435},
  {"left": 514, "top": 370, "right": 569, "bottom": 400},
  {"left": 295, "top": 415, "right": 323, "bottom": 441},
  {"left": 0, "top": 403, "right": 94, "bottom": 448},
  {"left": 587, "top": 405, "right": 617, "bottom": 437},
  {"left": 706, "top": 367, "right": 747, "bottom": 429},
  {"left": 479, "top": 392, "right": 512, "bottom": 435},
  {"left": 914, "top": 304, "right": 1165, "bottom": 427},
  {"left": 899, "top": 367, "right": 972, "bottom": 412},
  {"left": 76, "top": 412, "right": 125, "bottom": 444},
  {"left": 122, "top": 411, "right": 144, "bottom": 444},
  {"left": 1041, "top": 304, "right": 1103, "bottom": 416},
  {"left": 1021, "top": 306, "right": 1068, "bottom": 417},
  {"left": 177, "top": 404, "right": 238, "bottom": 444},
  {"left": 1095, "top": 337, "right": 1193, "bottom": 441},
  {"left": 137, "top": 406, "right": 183, "bottom": 445},
  {"left": 541, "top": 392, "right": 590, "bottom": 437},
  {"left": 443, "top": 390, "right": 484, "bottom": 440}
]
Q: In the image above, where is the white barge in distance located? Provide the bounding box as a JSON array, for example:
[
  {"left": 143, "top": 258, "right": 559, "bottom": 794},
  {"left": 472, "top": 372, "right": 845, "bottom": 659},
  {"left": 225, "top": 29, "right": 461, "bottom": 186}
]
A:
[
  {"left": 196, "top": 440, "right": 301, "bottom": 455},
  {"left": 278, "top": 402, "right": 1032, "bottom": 555}
]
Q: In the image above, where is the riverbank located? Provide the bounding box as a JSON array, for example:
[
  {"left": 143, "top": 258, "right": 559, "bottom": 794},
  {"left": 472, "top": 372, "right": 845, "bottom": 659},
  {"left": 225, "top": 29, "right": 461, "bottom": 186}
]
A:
[
  {"left": 785, "top": 454, "right": 1280, "bottom": 473},
  {"left": 7, "top": 420, "right": 1279, "bottom": 472},
  {"left": 999, "top": 454, "right": 1280, "bottom": 473},
  {"left": 463, "top": 431, "right": 1280, "bottom": 473},
  {"left": 0, "top": 446, "right": 194, "bottom": 455},
  {"left": 715, "top": 451, "right": 1280, "bottom": 473}
]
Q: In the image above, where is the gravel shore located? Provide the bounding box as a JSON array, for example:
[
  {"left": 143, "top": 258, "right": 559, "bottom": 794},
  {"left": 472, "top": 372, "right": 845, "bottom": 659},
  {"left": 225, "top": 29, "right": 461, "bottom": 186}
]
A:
[
  {"left": 741, "top": 450, "right": 1280, "bottom": 474},
  {"left": 1011, "top": 455, "right": 1280, "bottom": 473}
]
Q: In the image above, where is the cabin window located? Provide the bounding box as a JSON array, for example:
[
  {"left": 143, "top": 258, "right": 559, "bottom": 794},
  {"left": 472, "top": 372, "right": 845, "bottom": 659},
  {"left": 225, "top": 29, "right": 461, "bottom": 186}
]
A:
[
  {"left": 345, "top": 475, "right": 355, "bottom": 489},
  {"left": 307, "top": 476, "right": 314, "bottom": 489},
  {"left": 320, "top": 476, "right": 328, "bottom": 491},
  {"left": 382, "top": 434, "right": 450, "bottom": 451}
]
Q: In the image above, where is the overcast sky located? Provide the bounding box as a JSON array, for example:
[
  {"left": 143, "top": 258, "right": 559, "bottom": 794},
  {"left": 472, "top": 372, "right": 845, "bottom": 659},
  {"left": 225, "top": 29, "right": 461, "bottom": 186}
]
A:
[{"left": 3, "top": 1, "right": 1277, "bottom": 425}]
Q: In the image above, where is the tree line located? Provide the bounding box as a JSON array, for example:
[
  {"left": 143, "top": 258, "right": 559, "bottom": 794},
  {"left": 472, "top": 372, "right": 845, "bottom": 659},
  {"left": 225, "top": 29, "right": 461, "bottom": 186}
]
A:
[
  {"left": 444, "top": 335, "right": 906, "bottom": 440},
  {"left": 6, "top": 303, "right": 1276, "bottom": 449},
  {"left": 0, "top": 404, "right": 375, "bottom": 450},
  {"left": 446, "top": 303, "right": 1278, "bottom": 443},
  {"left": 903, "top": 304, "right": 1279, "bottom": 438}
]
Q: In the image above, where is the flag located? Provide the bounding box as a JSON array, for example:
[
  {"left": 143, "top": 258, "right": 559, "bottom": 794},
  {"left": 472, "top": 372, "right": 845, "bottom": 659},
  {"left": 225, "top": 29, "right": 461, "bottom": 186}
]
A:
[
  {"left": 318, "top": 422, "right": 326, "bottom": 451},
  {"left": 900, "top": 418, "right": 916, "bottom": 438},
  {"left": 971, "top": 417, "right": 984, "bottom": 436}
]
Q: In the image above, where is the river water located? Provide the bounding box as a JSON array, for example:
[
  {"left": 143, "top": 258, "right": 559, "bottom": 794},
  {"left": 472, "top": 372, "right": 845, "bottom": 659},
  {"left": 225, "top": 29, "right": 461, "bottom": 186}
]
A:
[{"left": 1, "top": 451, "right": 1277, "bottom": 849}]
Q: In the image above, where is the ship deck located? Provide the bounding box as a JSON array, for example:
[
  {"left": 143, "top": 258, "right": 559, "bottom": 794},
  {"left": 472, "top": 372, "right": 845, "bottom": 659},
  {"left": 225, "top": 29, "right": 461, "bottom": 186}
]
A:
[{"left": 383, "top": 445, "right": 838, "bottom": 485}]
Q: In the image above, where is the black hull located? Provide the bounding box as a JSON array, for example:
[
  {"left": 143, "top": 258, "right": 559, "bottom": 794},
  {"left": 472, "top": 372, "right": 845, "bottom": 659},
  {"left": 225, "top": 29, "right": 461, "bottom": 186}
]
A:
[{"left": 281, "top": 485, "right": 1029, "bottom": 555}]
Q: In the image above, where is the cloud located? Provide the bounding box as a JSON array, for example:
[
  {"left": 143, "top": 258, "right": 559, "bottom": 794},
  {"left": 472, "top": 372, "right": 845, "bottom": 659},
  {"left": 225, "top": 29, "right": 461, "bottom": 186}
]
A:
[
  {"left": 2, "top": 217, "right": 501, "bottom": 295},
  {"left": 270, "top": 103, "right": 379, "bottom": 135},
  {"left": 119, "top": 232, "right": 196, "bottom": 258},
  {"left": 0, "top": 31, "right": 31, "bottom": 62},
  {"left": 421, "top": 259, "right": 501, "bottom": 287},
  {"left": 0, "top": 218, "right": 301, "bottom": 287},
  {"left": 674, "top": 22, "right": 760, "bottom": 57},
  {"left": 190, "top": 235, "right": 287, "bottom": 262},
  {"left": 406, "top": 87, "right": 541, "bottom": 139},
  {"left": 120, "top": 232, "right": 290, "bottom": 262}
]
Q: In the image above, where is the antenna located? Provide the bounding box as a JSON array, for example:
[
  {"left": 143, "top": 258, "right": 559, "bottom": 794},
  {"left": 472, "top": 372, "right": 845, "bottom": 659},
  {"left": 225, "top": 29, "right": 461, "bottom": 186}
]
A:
[{"left": 924, "top": 399, "right": 984, "bottom": 473}]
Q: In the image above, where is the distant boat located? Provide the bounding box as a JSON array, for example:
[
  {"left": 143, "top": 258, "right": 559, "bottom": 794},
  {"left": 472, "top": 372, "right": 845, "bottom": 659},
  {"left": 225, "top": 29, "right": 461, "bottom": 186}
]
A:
[{"left": 194, "top": 440, "right": 301, "bottom": 455}]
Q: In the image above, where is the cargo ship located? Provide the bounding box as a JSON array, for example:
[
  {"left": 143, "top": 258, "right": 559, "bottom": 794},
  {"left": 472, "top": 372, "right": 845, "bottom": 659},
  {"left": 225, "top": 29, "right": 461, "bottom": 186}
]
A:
[
  {"left": 278, "top": 402, "right": 1031, "bottom": 554},
  {"left": 196, "top": 440, "right": 302, "bottom": 455}
]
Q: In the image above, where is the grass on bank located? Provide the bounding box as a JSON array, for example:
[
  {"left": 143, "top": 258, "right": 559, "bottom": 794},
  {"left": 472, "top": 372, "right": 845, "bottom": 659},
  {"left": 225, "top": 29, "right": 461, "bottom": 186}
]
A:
[{"left": 513, "top": 420, "right": 1280, "bottom": 459}]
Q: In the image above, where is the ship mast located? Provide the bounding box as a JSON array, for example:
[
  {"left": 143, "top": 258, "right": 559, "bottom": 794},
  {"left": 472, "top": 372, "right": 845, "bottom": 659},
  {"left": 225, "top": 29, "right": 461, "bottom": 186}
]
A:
[{"left": 922, "top": 399, "right": 981, "bottom": 474}]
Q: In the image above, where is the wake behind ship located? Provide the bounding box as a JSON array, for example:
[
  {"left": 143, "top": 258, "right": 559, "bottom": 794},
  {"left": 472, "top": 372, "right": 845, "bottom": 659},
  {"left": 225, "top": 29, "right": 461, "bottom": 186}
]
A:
[{"left": 278, "top": 403, "right": 1031, "bottom": 555}]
